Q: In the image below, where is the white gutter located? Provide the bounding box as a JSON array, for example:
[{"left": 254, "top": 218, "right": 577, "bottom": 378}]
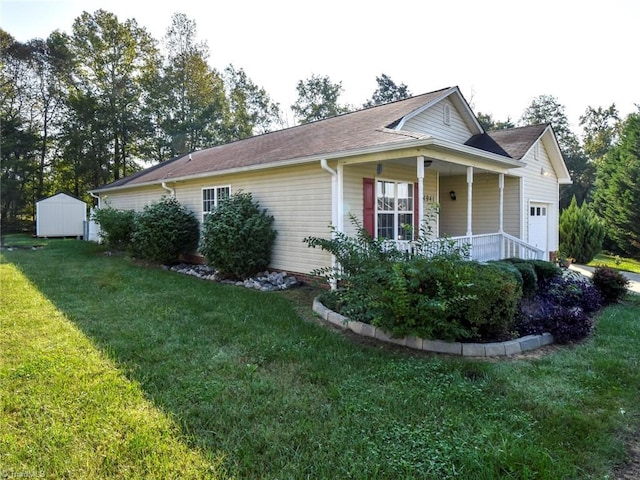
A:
[{"left": 161, "top": 181, "right": 175, "bottom": 197}]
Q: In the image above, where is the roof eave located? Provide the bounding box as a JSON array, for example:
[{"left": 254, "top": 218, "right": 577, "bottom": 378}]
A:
[{"left": 91, "top": 137, "right": 521, "bottom": 195}]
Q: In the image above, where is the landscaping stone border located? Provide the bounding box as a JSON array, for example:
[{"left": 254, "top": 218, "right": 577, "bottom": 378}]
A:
[{"left": 313, "top": 298, "right": 554, "bottom": 357}]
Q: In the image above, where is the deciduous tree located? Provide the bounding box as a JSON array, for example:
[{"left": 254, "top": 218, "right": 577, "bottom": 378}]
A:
[
  {"left": 291, "top": 74, "right": 350, "bottom": 124},
  {"left": 363, "top": 73, "right": 410, "bottom": 107}
]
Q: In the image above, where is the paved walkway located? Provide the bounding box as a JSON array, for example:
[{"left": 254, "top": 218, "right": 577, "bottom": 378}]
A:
[{"left": 569, "top": 264, "right": 640, "bottom": 294}]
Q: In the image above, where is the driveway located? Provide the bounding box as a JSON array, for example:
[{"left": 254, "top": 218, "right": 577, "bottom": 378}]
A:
[{"left": 569, "top": 264, "right": 640, "bottom": 294}]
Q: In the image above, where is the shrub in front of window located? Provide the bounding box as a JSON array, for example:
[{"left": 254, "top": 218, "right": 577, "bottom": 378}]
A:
[
  {"left": 131, "top": 196, "right": 200, "bottom": 263},
  {"left": 200, "top": 191, "right": 277, "bottom": 279},
  {"left": 91, "top": 206, "right": 136, "bottom": 250}
]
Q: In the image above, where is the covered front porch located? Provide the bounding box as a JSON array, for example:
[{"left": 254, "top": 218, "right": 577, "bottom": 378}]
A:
[{"left": 325, "top": 152, "right": 545, "bottom": 262}]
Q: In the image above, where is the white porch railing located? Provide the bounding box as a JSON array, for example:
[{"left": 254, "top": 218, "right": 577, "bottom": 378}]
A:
[{"left": 389, "top": 232, "right": 545, "bottom": 262}]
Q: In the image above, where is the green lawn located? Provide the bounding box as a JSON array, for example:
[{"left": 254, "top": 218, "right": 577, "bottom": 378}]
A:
[
  {"left": 1, "top": 237, "right": 640, "bottom": 479},
  {"left": 589, "top": 252, "right": 640, "bottom": 274}
]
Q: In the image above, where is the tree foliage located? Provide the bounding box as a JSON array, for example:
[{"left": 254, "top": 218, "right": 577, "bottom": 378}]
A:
[
  {"left": 476, "top": 112, "right": 514, "bottom": 131},
  {"left": 593, "top": 110, "right": 640, "bottom": 257},
  {"left": 363, "top": 74, "right": 410, "bottom": 107},
  {"left": 291, "top": 74, "right": 351, "bottom": 124},
  {"left": 1, "top": 12, "right": 284, "bottom": 231},
  {"left": 559, "top": 196, "right": 605, "bottom": 264}
]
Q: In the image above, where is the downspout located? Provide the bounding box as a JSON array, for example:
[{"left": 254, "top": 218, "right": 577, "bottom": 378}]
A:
[
  {"left": 89, "top": 191, "right": 101, "bottom": 209},
  {"left": 320, "top": 159, "right": 338, "bottom": 290},
  {"left": 161, "top": 181, "right": 175, "bottom": 197}
]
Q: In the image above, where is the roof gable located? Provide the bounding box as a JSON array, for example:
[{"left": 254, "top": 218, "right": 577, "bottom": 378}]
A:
[
  {"left": 488, "top": 124, "right": 571, "bottom": 183},
  {"left": 37, "top": 192, "right": 86, "bottom": 204},
  {"left": 393, "top": 86, "right": 483, "bottom": 136}
]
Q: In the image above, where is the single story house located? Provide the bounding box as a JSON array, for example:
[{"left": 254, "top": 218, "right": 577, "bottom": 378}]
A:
[{"left": 90, "top": 86, "right": 571, "bottom": 276}]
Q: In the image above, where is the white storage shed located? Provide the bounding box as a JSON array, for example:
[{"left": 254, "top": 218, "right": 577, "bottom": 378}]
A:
[{"left": 36, "top": 193, "right": 87, "bottom": 237}]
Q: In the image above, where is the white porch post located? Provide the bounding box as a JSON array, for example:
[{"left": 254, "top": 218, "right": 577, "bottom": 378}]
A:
[
  {"left": 466, "top": 166, "right": 473, "bottom": 237},
  {"left": 417, "top": 156, "right": 425, "bottom": 238},
  {"left": 498, "top": 173, "right": 505, "bottom": 233},
  {"left": 498, "top": 173, "right": 505, "bottom": 259}
]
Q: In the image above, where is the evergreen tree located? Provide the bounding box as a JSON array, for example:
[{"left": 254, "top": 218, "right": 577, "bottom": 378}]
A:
[
  {"left": 593, "top": 110, "right": 640, "bottom": 257},
  {"left": 559, "top": 196, "right": 605, "bottom": 264}
]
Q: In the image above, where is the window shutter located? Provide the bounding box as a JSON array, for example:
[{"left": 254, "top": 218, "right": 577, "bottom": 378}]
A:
[{"left": 363, "top": 178, "right": 375, "bottom": 237}]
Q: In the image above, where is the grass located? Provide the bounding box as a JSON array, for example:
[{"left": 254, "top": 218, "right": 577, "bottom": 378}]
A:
[
  {"left": 589, "top": 252, "right": 640, "bottom": 274},
  {"left": 1, "top": 236, "right": 640, "bottom": 478}
]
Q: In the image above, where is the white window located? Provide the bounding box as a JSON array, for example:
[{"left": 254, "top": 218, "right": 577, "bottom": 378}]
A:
[
  {"left": 202, "top": 186, "right": 230, "bottom": 220},
  {"left": 376, "top": 180, "right": 414, "bottom": 240}
]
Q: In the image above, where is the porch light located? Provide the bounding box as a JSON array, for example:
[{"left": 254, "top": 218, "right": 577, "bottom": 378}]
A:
[
  {"left": 377, "top": 162, "right": 383, "bottom": 174},
  {"left": 424, "top": 159, "right": 432, "bottom": 168},
  {"left": 449, "top": 190, "right": 457, "bottom": 201},
  {"left": 541, "top": 167, "right": 551, "bottom": 177}
]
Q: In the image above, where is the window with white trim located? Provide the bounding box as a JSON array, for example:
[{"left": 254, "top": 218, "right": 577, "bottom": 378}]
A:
[
  {"left": 202, "top": 186, "right": 230, "bottom": 219},
  {"left": 376, "top": 180, "right": 414, "bottom": 240}
]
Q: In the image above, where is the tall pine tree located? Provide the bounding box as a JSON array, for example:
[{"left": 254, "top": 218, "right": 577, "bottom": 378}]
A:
[{"left": 593, "top": 110, "right": 640, "bottom": 257}]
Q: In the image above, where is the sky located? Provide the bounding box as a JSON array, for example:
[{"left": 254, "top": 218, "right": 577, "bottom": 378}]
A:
[{"left": 1, "top": 0, "right": 638, "bottom": 132}]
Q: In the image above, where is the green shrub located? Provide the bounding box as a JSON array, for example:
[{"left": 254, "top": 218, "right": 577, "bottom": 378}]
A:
[
  {"left": 506, "top": 258, "right": 561, "bottom": 287},
  {"left": 559, "top": 196, "right": 606, "bottom": 264},
  {"left": 512, "top": 262, "right": 538, "bottom": 298},
  {"left": 591, "top": 266, "right": 629, "bottom": 304},
  {"left": 200, "top": 191, "right": 277, "bottom": 279},
  {"left": 131, "top": 196, "right": 200, "bottom": 263},
  {"left": 528, "top": 259, "right": 562, "bottom": 284},
  {"left": 370, "top": 257, "right": 476, "bottom": 341},
  {"left": 456, "top": 262, "right": 522, "bottom": 340},
  {"left": 307, "top": 220, "right": 523, "bottom": 342},
  {"left": 91, "top": 206, "right": 136, "bottom": 249}
]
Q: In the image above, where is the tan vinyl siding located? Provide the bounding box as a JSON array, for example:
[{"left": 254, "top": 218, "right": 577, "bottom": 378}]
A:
[
  {"left": 504, "top": 176, "right": 521, "bottom": 237},
  {"left": 401, "top": 98, "right": 472, "bottom": 144},
  {"left": 342, "top": 161, "right": 437, "bottom": 237},
  {"left": 439, "top": 175, "right": 468, "bottom": 237},
  {"left": 100, "top": 163, "right": 332, "bottom": 275},
  {"left": 102, "top": 185, "right": 166, "bottom": 211},
  {"left": 439, "top": 173, "right": 520, "bottom": 237}
]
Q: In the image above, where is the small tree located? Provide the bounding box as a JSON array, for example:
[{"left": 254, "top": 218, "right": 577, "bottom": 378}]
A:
[
  {"left": 559, "top": 196, "right": 605, "bottom": 264},
  {"left": 200, "top": 191, "right": 276, "bottom": 278},
  {"left": 131, "top": 196, "right": 200, "bottom": 263}
]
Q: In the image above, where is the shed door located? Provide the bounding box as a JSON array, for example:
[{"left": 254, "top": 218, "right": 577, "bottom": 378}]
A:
[{"left": 528, "top": 203, "right": 548, "bottom": 253}]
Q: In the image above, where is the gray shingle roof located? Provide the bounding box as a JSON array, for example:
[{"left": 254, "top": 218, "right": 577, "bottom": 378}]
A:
[
  {"left": 100, "top": 88, "right": 452, "bottom": 190},
  {"left": 487, "top": 124, "right": 549, "bottom": 160},
  {"left": 96, "top": 88, "right": 547, "bottom": 191}
]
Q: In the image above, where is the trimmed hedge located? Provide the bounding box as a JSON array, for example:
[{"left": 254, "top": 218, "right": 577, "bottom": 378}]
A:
[{"left": 131, "top": 197, "right": 200, "bottom": 263}]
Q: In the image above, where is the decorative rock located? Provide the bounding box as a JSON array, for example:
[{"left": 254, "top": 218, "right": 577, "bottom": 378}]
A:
[{"left": 164, "top": 263, "right": 300, "bottom": 290}]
